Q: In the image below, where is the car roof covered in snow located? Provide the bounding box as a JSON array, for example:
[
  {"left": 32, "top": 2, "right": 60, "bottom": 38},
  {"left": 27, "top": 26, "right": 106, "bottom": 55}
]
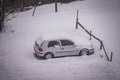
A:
[
  {"left": 36, "top": 33, "right": 91, "bottom": 46},
  {"left": 36, "top": 33, "right": 72, "bottom": 42}
]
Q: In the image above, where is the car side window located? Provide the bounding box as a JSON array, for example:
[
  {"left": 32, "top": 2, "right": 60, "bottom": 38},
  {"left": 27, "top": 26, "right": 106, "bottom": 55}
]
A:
[
  {"left": 48, "top": 41, "right": 60, "bottom": 47},
  {"left": 60, "top": 40, "right": 74, "bottom": 46}
]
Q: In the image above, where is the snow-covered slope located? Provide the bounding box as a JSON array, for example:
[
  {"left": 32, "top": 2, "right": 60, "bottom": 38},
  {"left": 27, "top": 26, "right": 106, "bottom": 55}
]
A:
[{"left": 0, "top": 0, "right": 120, "bottom": 80}]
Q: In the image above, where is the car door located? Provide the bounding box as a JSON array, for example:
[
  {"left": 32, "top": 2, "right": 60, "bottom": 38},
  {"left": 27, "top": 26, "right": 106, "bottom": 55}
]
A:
[
  {"left": 47, "top": 40, "right": 62, "bottom": 57},
  {"left": 59, "top": 39, "right": 77, "bottom": 56}
]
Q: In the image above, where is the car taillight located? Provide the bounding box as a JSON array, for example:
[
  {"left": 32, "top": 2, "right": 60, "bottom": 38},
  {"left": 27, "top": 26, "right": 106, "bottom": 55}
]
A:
[{"left": 38, "top": 48, "right": 43, "bottom": 52}]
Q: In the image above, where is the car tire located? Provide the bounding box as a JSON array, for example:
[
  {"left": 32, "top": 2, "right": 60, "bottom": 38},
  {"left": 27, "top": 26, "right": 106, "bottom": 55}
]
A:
[
  {"left": 44, "top": 53, "right": 54, "bottom": 59},
  {"left": 79, "top": 48, "right": 89, "bottom": 56}
]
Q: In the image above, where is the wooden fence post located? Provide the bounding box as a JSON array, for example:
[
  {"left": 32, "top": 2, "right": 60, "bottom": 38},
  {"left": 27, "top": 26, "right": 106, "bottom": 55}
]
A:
[
  {"left": 32, "top": 0, "right": 39, "bottom": 16},
  {"left": 32, "top": 6, "right": 36, "bottom": 16},
  {"left": 0, "top": 0, "right": 4, "bottom": 31},
  {"left": 110, "top": 52, "right": 113, "bottom": 62},
  {"left": 55, "top": 0, "right": 57, "bottom": 12},
  {"left": 76, "top": 10, "right": 79, "bottom": 29}
]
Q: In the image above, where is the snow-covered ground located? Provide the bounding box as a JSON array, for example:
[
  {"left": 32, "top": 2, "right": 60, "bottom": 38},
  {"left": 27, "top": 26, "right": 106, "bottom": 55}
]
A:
[{"left": 0, "top": 0, "right": 120, "bottom": 80}]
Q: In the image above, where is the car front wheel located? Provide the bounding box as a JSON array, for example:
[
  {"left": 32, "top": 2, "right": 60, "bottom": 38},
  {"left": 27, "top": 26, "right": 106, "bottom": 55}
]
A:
[{"left": 79, "top": 48, "right": 89, "bottom": 56}]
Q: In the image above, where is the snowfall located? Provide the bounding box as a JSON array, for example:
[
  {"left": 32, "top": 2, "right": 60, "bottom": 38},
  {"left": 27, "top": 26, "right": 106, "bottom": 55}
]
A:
[{"left": 0, "top": 0, "right": 120, "bottom": 80}]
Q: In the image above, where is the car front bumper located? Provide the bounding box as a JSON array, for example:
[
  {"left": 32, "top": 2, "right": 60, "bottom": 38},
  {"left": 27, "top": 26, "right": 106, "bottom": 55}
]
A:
[{"left": 89, "top": 48, "right": 94, "bottom": 54}]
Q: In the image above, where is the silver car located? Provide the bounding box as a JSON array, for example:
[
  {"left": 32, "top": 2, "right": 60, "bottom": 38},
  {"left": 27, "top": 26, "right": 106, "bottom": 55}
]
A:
[{"left": 34, "top": 35, "right": 94, "bottom": 59}]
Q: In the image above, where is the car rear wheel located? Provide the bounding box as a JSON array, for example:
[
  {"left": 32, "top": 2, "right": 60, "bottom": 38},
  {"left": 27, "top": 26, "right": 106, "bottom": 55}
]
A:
[
  {"left": 44, "top": 53, "right": 53, "bottom": 59},
  {"left": 79, "top": 48, "right": 89, "bottom": 56}
]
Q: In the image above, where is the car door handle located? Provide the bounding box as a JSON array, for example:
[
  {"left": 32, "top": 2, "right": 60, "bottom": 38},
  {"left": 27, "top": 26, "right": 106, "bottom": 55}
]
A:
[
  {"left": 61, "top": 48, "right": 64, "bottom": 50},
  {"left": 73, "top": 45, "right": 76, "bottom": 47}
]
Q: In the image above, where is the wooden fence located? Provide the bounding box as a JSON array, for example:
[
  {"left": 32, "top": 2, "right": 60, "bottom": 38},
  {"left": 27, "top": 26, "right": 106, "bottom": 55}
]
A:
[{"left": 75, "top": 10, "right": 112, "bottom": 61}]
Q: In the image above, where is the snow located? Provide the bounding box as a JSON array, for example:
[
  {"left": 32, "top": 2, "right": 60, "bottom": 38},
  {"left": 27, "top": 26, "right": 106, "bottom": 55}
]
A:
[
  {"left": 36, "top": 33, "right": 92, "bottom": 46},
  {"left": 0, "top": 0, "right": 120, "bottom": 80}
]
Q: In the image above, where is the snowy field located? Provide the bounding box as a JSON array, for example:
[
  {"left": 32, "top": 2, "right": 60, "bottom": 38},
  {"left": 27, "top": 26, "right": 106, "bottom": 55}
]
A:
[{"left": 0, "top": 0, "right": 120, "bottom": 80}]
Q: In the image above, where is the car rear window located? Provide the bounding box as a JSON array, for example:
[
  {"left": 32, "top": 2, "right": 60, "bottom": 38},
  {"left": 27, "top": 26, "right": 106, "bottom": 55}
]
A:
[
  {"left": 35, "top": 41, "right": 43, "bottom": 48},
  {"left": 48, "top": 41, "right": 60, "bottom": 47},
  {"left": 35, "top": 41, "right": 39, "bottom": 48}
]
